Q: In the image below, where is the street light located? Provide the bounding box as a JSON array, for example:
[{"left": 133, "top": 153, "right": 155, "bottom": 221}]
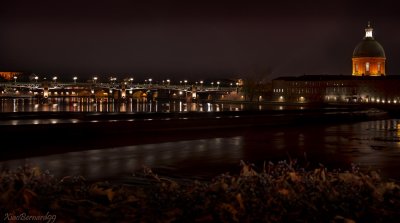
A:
[
  {"left": 13, "top": 76, "right": 17, "bottom": 84},
  {"left": 73, "top": 76, "right": 77, "bottom": 84},
  {"left": 110, "top": 77, "right": 117, "bottom": 84},
  {"left": 167, "top": 79, "right": 170, "bottom": 86},
  {"left": 129, "top": 78, "right": 134, "bottom": 86},
  {"left": 93, "top": 76, "right": 98, "bottom": 84},
  {"left": 217, "top": 81, "right": 220, "bottom": 89},
  {"left": 200, "top": 80, "right": 203, "bottom": 89},
  {"left": 148, "top": 78, "right": 152, "bottom": 85},
  {"left": 184, "top": 80, "right": 187, "bottom": 89},
  {"left": 211, "top": 82, "right": 214, "bottom": 89},
  {"left": 34, "top": 76, "right": 39, "bottom": 83},
  {"left": 53, "top": 76, "right": 57, "bottom": 83}
]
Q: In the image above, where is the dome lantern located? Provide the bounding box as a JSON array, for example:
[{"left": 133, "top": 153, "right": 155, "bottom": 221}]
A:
[{"left": 365, "top": 21, "right": 373, "bottom": 38}]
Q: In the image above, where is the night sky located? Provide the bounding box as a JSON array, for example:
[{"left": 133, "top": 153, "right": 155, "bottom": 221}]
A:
[{"left": 1, "top": 0, "right": 399, "bottom": 81}]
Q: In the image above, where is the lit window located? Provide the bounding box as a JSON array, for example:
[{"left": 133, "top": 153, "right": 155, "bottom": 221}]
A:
[
  {"left": 377, "top": 63, "right": 381, "bottom": 72},
  {"left": 355, "top": 64, "right": 359, "bottom": 72},
  {"left": 366, "top": 62, "right": 370, "bottom": 72}
]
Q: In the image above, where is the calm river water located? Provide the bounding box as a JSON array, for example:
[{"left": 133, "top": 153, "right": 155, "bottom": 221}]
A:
[
  {"left": 0, "top": 98, "right": 399, "bottom": 181},
  {"left": 0, "top": 97, "right": 292, "bottom": 113}
]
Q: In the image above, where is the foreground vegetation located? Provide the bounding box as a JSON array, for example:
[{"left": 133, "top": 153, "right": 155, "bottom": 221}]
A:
[{"left": 1, "top": 161, "right": 400, "bottom": 222}]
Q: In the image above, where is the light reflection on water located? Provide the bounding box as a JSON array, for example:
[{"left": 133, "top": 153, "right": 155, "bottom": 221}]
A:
[
  {"left": 1, "top": 119, "right": 400, "bottom": 180},
  {"left": 0, "top": 97, "right": 280, "bottom": 113},
  {"left": 0, "top": 137, "right": 244, "bottom": 180}
]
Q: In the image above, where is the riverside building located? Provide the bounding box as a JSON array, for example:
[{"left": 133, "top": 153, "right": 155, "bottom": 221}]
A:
[{"left": 272, "top": 22, "right": 400, "bottom": 104}]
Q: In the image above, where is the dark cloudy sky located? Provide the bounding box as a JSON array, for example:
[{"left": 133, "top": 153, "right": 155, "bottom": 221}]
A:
[{"left": 1, "top": 0, "right": 399, "bottom": 81}]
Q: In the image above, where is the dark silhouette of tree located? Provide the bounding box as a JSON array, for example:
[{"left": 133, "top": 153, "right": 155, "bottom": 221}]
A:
[{"left": 242, "top": 66, "right": 272, "bottom": 101}]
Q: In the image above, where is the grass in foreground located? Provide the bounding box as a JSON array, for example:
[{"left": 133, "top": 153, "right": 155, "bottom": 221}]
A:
[{"left": 1, "top": 161, "right": 400, "bottom": 222}]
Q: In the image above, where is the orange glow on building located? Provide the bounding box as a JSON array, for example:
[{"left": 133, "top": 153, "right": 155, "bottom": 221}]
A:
[
  {"left": 352, "top": 57, "right": 385, "bottom": 76},
  {"left": 0, "top": 72, "right": 22, "bottom": 80}
]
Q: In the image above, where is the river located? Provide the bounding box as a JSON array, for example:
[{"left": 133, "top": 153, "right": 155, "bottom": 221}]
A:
[
  {"left": 1, "top": 115, "right": 399, "bottom": 181},
  {"left": 1, "top": 97, "right": 399, "bottom": 181}
]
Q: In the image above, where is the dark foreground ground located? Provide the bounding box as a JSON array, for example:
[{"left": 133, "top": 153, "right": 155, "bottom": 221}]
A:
[{"left": 1, "top": 161, "right": 399, "bottom": 222}]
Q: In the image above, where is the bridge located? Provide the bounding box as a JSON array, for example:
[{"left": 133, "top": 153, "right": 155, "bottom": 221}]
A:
[{"left": 0, "top": 81, "right": 239, "bottom": 102}]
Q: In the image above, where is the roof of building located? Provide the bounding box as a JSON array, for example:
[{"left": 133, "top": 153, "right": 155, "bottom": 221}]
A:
[
  {"left": 352, "top": 23, "right": 385, "bottom": 58},
  {"left": 353, "top": 37, "right": 386, "bottom": 58},
  {"left": 273, "top": 75, "right": 400, "bottom": 81}
]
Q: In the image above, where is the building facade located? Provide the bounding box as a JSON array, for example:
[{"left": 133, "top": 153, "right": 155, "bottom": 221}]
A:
[
  {"left": 273, "top": 75, "right": 400, "bottom": 103},
  {"left": 272, "top": 22, "right": 396, "bottom": 104}
]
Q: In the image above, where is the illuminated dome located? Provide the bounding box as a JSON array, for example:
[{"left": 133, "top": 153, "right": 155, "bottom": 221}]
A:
[{"left": 352, "top": 22, "right": 386, "bottom": 76}]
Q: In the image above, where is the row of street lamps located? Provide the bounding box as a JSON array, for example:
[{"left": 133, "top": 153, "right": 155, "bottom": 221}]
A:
[{"left": 12, "top": 75, "right": 239, "bottom": 89}]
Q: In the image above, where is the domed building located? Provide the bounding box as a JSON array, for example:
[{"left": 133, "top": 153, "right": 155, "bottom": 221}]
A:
[
  {"left": 352, "top": 22, "right": 386, "bottom": 76},
  {"left": 272, "top": 22, "right": 400, "bottom": 103}
]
